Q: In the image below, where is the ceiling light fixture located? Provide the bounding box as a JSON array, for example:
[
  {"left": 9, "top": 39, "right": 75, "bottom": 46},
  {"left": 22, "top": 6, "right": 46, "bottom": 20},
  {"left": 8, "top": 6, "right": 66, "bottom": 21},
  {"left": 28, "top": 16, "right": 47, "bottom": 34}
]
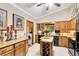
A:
[
  {"left": 45, "top": 3, "right": 53, "bottom": 7},
  {"left": 37, "top": 3, "right": 61, "bottom": 11}
]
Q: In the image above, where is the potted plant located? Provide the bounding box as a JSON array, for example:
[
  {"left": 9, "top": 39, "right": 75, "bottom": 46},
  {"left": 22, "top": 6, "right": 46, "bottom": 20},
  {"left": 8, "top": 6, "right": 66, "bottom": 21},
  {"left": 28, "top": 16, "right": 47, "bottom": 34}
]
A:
[{"left": 44, "top": 27, "right": 52, "bottom": 38}]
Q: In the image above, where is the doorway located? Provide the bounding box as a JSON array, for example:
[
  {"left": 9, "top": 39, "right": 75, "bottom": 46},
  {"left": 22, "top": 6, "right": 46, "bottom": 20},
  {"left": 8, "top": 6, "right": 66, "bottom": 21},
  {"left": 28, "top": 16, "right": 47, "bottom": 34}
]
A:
[{"left": 26, "top": 20, "right": 34, "bottom": 46}]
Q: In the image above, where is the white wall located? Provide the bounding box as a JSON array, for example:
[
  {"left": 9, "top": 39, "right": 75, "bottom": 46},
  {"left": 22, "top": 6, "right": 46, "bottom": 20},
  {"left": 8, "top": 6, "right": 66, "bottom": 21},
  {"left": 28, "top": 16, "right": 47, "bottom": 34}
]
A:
[{"left": 0, "top": 3, "right": 36, "bottom": 42}]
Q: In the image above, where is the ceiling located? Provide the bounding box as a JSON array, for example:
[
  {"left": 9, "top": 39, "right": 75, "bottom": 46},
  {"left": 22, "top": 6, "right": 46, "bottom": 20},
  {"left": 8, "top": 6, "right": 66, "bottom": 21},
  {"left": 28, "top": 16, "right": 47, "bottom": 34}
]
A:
[{"left": 10, "top": 3, "right": 72, "bottom": 19}]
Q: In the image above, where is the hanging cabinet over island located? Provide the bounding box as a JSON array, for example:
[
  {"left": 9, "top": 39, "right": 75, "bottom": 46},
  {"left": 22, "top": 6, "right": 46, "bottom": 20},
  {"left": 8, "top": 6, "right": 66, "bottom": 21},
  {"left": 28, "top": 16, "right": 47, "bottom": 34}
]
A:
[{"left": 0, "top": 36, "right": 28, "bottom": 56}]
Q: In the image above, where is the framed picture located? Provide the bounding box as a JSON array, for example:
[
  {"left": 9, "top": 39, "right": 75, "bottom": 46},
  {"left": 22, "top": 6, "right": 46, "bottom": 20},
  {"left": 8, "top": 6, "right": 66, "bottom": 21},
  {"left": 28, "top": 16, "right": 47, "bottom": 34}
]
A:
[
  {"left": 13, "top": 14, "right": 24, "bottom": 30},
  {"left": 0, "top": 8, "right": 7, "bottom": 30}
]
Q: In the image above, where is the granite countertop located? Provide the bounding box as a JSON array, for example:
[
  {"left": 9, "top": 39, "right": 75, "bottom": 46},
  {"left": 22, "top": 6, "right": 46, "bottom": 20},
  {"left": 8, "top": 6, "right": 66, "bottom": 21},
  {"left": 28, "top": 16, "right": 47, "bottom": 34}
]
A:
[
  {"left": 0, "top": 36, "right": 28, "bottom": 48},
  {"left": 59, "top": 33, "right": 76, "bottom": 41},
  {"left": 40, "top": 37, "right": 53, "bottom": 42}
]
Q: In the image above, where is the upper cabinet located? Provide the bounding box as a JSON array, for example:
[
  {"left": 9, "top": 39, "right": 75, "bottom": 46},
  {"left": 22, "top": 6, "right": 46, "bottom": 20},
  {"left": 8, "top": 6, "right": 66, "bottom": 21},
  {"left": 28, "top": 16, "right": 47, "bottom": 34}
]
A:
[
  {"left": 37, "top": 23, "right": 54, "bottom": 32},
  {"left": 60, "top": 21, "right": 67, "bottom": 32},
  {"left": 54, "top": 22, "right": 60, "bottom": 30},
  {"left": 69, "top": 17, "right": 77, "bottom": 30},
  {"left": 54, "top": 17, "right": 77, "bottom": 33},
  {"left": 54, "top": 21, "right": 68, "bottom": 33}
]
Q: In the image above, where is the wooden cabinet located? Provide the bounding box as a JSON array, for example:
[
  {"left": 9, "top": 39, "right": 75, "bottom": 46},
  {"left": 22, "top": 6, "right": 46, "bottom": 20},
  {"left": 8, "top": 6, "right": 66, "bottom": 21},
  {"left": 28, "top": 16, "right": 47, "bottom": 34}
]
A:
[
  {"left": 54, "top": 22, "right": 60, "bottom": 30},
  {"left": 0, "top": 45, "right": 14, "bottom": 56},
  {"left": 54, "top": 17, "right": 77, "bottom": 33},
  {"left": 67, "top": 21, "right": 71, "bottom": 32},
  {"left": 15, "top": 40, "right": 28, "bottom": 56},
  {"left": 40, "top": 23, "right": 45, "bottom": 32},
  {"left": 0, "top": 39, "right": 28, "bottom": 56},
  {"left": 54, "top": 21, "right": 67, "bottom": 32},
  {"left": 54, "top": 17, "right": 77, "bottom": 48},
  {"left": 37, "top": 23, "right": 45, "bottom": 32},
  {"left": 59, "top": 36, "right": 68, "bottom": 48},
  {"left": 70, "top": 18, "right": 76, "bottom": 30},
  {"left": 61, "top": 22, "right": 67, "bottom": 32},
  {"left": 37, "top": 23, "right": 54, "bottom": 32},
  {"left": 67, "top": 17, "right": 76, "bottom": 32}
]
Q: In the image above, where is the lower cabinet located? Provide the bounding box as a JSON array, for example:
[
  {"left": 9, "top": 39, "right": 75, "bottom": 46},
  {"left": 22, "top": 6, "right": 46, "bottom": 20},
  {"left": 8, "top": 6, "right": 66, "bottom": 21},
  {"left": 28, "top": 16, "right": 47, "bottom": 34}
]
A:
[
  {"left": 0, "top": 45, "right": 14, "bottom": 56},
  {"left": 59, "top": 36, "right": 68, "bottom": 48},
  {"left": 0, "top": 40, "right": 28, "bottom": 56},
  {"left": 15, "top": 40, "right": 27, "bottom": 56}
]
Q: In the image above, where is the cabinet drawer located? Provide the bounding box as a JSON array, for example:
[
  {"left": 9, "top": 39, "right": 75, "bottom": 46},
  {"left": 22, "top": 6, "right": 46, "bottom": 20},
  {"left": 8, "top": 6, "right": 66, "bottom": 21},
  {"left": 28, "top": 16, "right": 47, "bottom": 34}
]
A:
[
  {"left": 1, "top": 50, "right": 14, "bottom": 56},
  {"left": 0, "top": 45, "right": 14, "bottom": 54},
  {"left": 15, "top": 41, "right": 25, "bottom": 48}
]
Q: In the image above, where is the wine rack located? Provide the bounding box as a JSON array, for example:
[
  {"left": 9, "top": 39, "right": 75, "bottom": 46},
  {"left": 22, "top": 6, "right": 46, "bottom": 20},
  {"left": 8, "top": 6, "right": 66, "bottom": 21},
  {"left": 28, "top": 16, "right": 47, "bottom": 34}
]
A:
[{"left": 40, "top": 41, "right": 53, "bottom": 56}]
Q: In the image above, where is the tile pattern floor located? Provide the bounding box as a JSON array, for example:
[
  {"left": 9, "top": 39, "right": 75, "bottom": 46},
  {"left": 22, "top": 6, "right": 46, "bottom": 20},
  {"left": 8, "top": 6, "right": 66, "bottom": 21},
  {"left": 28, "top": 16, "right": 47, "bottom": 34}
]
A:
[{"left": 26, "top": 43, "right": 78, "bottom": 56}]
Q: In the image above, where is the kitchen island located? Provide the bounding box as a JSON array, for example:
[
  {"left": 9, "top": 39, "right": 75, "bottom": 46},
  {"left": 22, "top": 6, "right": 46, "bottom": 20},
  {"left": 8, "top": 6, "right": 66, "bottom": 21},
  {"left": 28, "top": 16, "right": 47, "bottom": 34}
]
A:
[{"left": 40, "top": 37, "right": 53, "bottom": 56}]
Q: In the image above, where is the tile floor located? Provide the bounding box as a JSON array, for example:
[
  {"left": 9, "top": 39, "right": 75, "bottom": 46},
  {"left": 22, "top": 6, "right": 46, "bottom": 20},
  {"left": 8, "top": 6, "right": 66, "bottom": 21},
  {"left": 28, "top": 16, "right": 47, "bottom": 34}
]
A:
[{"left": 26, "top": 43, "right": 77, "bottom": 56}]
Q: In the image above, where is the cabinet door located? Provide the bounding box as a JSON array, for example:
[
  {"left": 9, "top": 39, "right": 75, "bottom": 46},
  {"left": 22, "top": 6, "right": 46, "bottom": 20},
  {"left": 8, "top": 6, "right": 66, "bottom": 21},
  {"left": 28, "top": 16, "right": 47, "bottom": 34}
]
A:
[
  {"left": 67, "top": 21, "right": 70, "bottom": 32},
  {"left": 40, "top": 23, "right": 45, "bottom": 32},
  {"left": 59, "top": 36, "right": 68, "bottom": 48},
  {"left": 0, "top": 45, "right": 14, "bottom": 56},
  {"left": 60, "top": 21, "right": 67, "bottom": 32},
  {"left": 60, "top": 22, "right": 64, "bottom": 32},
  {"left": 70, "top": 18, "right": 76, "bottom": 30},
  {"left": 64, "top": 22, "right": 67, "bottom": 32},
  {"left": 54, "top": 22, "right": 60, "bottom": 30},
  {"left": 15, "top": 40, "right": 26, "bottom": 56},
  {"left": 62, "top": 36, "right": 68, "bottom": 47},
  {"left": 59, "top": 36, "right": 63, "bottom": 47}
]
